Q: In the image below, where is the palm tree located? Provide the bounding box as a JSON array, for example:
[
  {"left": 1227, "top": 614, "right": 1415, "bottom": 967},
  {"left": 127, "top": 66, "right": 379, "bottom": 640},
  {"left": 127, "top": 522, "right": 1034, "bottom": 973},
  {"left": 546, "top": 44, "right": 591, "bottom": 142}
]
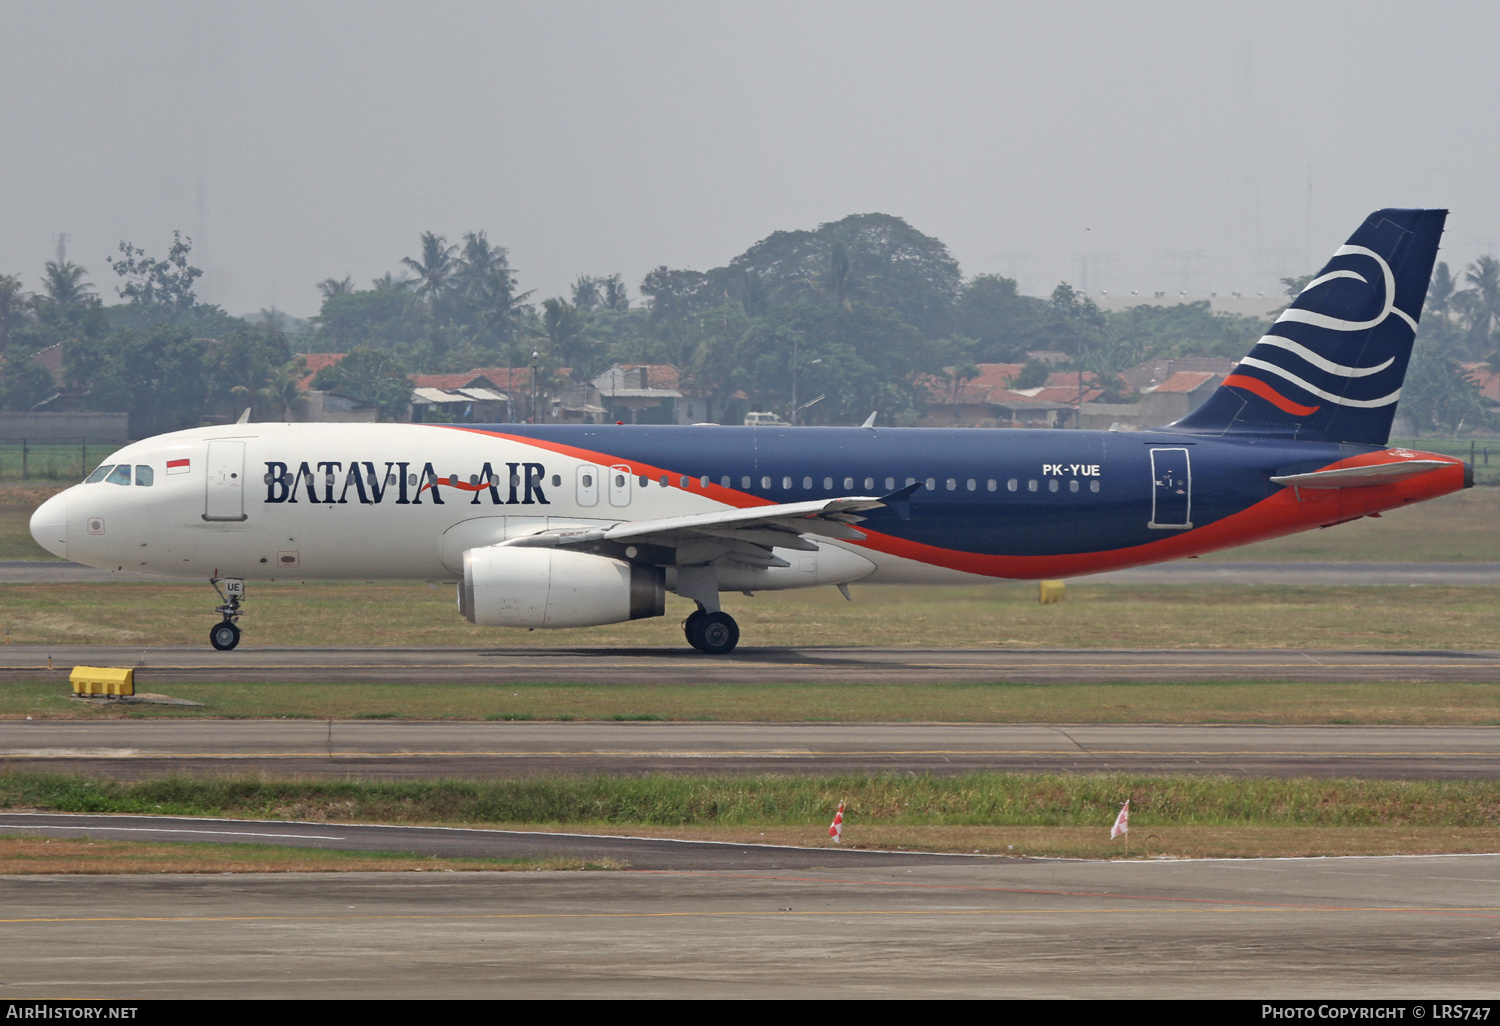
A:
[
  {"left": 457, "top": 232, "right": 507, "bottom": 301},
  {"left": 317, "top": 276, "right": 354, "bottom": 300},
  {"left": 542, "top": 297, "right": 598, "bottom": 375},
  {"left": 1458, "top": 255, "right": 1500, "bottom": 360},
  {"left": 401, "top": 232, "right": 458, "bottom": 315},
  {"left": 37, "top": 261, "right": 93, "bottom": 328},
  {"left": 471, "top": 264, "right": 534, "bottom": 355}
]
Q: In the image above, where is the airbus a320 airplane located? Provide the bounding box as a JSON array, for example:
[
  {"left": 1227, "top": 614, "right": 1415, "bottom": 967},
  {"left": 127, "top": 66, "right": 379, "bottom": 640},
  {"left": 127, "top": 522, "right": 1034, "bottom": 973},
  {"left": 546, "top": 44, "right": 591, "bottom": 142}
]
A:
[{"left": 30, "top": 209, "right": 1467, "bottom": 654}]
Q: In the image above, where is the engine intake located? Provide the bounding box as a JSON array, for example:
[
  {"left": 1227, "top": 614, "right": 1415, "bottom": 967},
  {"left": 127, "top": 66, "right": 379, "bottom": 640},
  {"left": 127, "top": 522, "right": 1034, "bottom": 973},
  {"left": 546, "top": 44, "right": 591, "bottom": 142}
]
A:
[{"left": 459, "top": 546, "right": 664, "bottom": 628}]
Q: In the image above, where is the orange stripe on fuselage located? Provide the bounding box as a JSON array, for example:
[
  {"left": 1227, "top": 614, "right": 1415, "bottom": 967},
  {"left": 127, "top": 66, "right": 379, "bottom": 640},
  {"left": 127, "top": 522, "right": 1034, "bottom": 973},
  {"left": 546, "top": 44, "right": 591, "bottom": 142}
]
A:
[{"left": 438, "top": 427, "right": 1467, "bottom": 580}]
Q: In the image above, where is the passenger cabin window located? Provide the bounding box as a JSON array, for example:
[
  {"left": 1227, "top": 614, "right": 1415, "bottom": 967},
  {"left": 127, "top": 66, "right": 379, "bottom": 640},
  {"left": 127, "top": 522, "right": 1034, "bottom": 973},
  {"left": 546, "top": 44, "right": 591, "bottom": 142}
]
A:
[
  {"left": 1027, "top": 479, "right": 1038, "bottom": 492},
  {"left": 1069, "top": 479, "right": 1079, "bottom": 492},
  {"left": 761, "top": 476, "right": 772, "bottom": 489},
  {"left": 1090, "top": 480, "right": 1101, "bottom": 493},
  {"left": 135, "top": 465, "right": 154, "bottom": 486},
  {"left": 966, "top": 479, "right": 976, "bottom": 491},
  {"left": 783, "top": 476, "right": 793, "bottom": 489},
  {"left": 885, "top": 478, "right": 895, "bottom": 491},
  {"left": 803, "top": 476, "right": 813, "bottom": 489},
  {"left": 925, "top": 477, "right": 935, "bottom": 490},
  {"left": 660, "top": 474, "right": 670, "bottom": 488},
  {"left": 86, "top": 464, "right": 114, "bottom": 483},
  {"left": 638, "top": 474, "right": 649, "bottom": 487},
  {"left": 721, "top": 476, "right": 731, "bottom": 488},
  {"left": 823, "top": 477, "right": 833, "bottom": 489},
  {"left": 864, "top": 477, "right": 874, "bottom": 490},
  {"left": 1007, "top": 479, "right": 1018, "bottom": 491},
  {"left": 1048, "top": 479, "right": 1059, "bottom": 492},
  {"left": 945, "top": 479, "right": 956, "bottom": 491},
  {"left": 987, "top": 479, "right": 997, "bottom": 492},
  {"left": 741, "top": 476, "right": 751, "bottom": 489},
  {"left": 105, "top": 465, "right": 132, "bottom": 486},
  {"left": 843, "top": 477, "right": 854, "bottom": 490}
]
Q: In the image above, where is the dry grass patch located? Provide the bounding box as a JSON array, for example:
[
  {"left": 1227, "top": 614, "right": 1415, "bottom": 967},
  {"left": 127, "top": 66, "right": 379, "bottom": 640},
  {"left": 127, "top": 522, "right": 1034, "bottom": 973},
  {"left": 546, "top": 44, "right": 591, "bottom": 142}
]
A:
[
  {"left": 498, "top": 822, "right": 1500, "bottom": 859},
  {"left": 0, "top": 833, "right": 621, "bottom": 874}
]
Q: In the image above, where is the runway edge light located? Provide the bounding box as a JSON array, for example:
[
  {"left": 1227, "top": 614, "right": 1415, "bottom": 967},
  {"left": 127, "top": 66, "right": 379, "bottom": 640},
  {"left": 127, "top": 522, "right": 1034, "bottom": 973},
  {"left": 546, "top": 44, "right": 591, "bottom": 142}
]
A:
[{"left": 70, "top": 666, "right": 134, "bottom": 697}]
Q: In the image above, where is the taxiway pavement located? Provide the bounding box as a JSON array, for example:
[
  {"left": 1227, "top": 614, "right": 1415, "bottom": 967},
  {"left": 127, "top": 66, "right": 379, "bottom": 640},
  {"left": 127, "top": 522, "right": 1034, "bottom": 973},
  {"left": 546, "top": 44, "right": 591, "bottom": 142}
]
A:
[
  {"left": 5, "top": 643, "right": 1500, "bottom": 685},
  {"left": 3, "top": 851, "right": 1497, "bottom": 998},
  {"left": 4, "top": 720, "right": 1499, "bottom": 778}
]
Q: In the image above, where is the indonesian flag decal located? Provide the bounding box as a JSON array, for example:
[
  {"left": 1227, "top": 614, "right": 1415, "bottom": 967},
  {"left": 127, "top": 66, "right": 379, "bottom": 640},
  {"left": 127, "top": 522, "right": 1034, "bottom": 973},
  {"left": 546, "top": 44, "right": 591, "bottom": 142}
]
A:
[
  {"left": 166, "top": 458, "right": 191, "bottom": 475},
  {"left": 1111, "top": 800, "right": 1130, "bottom": 839},
  {"left": 828, "top": 800, "right": 845, "bottom": 844}
]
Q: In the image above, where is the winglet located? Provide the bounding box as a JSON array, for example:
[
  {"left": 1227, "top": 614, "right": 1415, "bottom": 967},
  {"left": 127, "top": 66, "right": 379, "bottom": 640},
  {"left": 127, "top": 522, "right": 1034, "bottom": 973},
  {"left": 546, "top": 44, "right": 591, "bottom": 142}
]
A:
[
  {"left": 236, "top": 408, "right": 252, "bottom": 424},
  {"left": 876, "top": 480, "right": 922, "bottom": 520},
  {"left": 860, "top": 411, "right": 877, "bottom": 429}
]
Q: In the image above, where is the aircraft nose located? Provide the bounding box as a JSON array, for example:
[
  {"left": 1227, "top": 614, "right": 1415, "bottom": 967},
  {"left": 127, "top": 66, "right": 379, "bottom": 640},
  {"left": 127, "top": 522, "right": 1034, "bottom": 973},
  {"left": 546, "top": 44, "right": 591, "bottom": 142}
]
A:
[{"left": 29, "top": 492, "right": 67, "bottom": 559}]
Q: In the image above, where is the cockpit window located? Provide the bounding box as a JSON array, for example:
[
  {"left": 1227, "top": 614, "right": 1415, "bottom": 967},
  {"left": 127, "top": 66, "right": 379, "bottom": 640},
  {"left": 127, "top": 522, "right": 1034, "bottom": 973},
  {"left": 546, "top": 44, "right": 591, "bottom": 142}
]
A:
[
  {"left": 105, "top": 465, "right": 132, "bottom": 486},
  {"left": 85, "top": 464, "right": 115, "bottom": 484},
  {"left": 134, "top": 465, "right": 154, "bottom": 487}
]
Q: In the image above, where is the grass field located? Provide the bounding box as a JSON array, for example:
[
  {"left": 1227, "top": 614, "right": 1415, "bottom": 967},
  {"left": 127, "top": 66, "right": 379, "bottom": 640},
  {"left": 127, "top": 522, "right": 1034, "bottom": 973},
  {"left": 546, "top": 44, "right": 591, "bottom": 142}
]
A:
[
  {"left": 5, "top": 678, "right": 1499, "bottom": 724},
  {"left": 4, "top": 580, "right": 1500, "bottom": 650},
  {"left": 3, "top": 772, "right": 1495, "bottom": 859},
  {"left": 0, "top": 834, "right": 620, "bottom": 874}
]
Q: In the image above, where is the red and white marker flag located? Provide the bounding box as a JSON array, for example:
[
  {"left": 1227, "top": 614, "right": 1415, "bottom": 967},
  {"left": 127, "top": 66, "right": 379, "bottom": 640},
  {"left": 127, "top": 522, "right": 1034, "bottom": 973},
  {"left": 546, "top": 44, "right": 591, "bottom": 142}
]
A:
[
  {"left": 828, "top": 800, "right": 845, "bottom": 844},
  {"left": 1110, "top": 800, "right": 1130, "bottom": 839}
]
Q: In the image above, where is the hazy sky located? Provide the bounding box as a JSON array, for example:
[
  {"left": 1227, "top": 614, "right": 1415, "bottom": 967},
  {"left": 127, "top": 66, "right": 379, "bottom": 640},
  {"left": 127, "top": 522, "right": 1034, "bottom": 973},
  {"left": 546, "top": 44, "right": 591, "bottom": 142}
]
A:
[{"left": 2, "top": 1, "right": 1497, "bottom": 318}]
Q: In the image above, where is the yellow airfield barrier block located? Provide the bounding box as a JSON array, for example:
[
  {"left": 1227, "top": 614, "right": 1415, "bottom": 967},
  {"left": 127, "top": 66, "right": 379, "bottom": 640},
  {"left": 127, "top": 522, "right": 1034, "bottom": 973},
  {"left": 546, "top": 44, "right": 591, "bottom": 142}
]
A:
[
  {"left": 70, "top": 666, "right": 135, "bottom": 697},
  {"left": 1038, "top": 580, "right": 1065, "bottom": 605}
]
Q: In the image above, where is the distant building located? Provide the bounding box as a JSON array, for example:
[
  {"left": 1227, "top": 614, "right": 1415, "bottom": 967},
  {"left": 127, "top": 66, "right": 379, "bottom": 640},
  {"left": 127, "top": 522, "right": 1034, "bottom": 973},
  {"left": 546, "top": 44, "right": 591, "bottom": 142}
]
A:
[
  {"left": 409, "top": 373, "right": 509, "bottom": 422},
  {"left": 590, "top": 364, "right": 682, "bottom": 424},
  {"left": 919, "top": 364, "right": 1101, "bottom": 428}
]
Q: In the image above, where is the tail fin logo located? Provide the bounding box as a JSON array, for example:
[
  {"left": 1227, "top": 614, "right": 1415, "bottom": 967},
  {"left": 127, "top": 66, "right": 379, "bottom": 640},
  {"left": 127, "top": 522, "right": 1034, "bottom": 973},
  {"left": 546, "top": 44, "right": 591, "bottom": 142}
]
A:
[{"left": 1230, "top": 244, "right": 1419, "bottom": 412}]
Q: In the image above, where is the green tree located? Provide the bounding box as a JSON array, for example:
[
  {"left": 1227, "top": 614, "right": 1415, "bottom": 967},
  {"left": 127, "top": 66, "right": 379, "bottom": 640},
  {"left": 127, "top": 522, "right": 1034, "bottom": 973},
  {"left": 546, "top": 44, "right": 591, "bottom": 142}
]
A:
[
  {"left": 107, "top": 232, "right": 203, "bottom": 323},
  {"left": 1402, "top": 342, "right": 1487, "bottom": 435},
  {"left": 542, "top": 298, "right": 600, "bottom": 375},
  {"left": 0, "top": 275, "right": 27, "bottom": 353},
  {"left": 402, "top": 232, "right": 459, "bottom": 316},
  {"left": 311, "top": 345, "right": 412, "bottom": 422},
  {"left": 0, "top": 349, "right": 55, "bottom": 410},
  {"left": 1457, "top": 255, "right": 1500, "bottom": 360}
]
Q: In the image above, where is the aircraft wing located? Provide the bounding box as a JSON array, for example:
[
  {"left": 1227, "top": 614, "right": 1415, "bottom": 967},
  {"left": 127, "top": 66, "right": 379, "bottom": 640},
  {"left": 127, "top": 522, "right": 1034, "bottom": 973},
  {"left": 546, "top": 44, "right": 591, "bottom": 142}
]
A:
[{"left": 497, "top": 484, "right": 920, "bottom": 568}]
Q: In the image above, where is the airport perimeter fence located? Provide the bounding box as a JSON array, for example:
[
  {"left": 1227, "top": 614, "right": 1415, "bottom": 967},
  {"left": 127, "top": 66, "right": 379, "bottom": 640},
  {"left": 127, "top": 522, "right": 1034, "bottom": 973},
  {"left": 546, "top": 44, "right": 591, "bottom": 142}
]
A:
[{"left": 0, "top": 438, "right": 123, "bottom": 483}]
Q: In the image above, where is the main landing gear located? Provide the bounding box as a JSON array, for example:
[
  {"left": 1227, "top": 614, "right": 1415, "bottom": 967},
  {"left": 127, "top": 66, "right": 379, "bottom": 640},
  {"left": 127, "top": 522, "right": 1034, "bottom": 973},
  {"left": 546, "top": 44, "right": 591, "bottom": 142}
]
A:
[
  {"left": 683, "top": 607, "right": 740, "bottom": 655},
  {"left": 209, "top": 578, "right": 245, "bottom": 651}
]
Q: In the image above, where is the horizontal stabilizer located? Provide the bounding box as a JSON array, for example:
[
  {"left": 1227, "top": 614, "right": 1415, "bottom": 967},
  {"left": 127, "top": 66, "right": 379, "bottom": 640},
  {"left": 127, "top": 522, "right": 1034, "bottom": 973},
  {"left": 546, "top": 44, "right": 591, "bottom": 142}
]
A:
[{"left": 1270, "top": 459, "right": 1453, "bottom": 489}]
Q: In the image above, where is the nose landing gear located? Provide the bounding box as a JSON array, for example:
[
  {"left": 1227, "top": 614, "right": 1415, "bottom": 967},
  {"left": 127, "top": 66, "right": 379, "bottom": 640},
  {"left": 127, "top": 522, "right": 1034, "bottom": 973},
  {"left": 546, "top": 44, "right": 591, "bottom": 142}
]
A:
[{"left": 209, "top": 578, "right": 244, "bottom": 651}]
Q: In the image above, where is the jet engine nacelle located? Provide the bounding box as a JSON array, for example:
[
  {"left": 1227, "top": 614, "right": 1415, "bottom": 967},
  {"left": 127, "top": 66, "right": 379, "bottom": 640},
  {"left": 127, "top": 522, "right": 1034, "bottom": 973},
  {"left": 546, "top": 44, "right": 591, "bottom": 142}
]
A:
[{"left": 459, "top": 545, "right": 665, "bottom": 628}]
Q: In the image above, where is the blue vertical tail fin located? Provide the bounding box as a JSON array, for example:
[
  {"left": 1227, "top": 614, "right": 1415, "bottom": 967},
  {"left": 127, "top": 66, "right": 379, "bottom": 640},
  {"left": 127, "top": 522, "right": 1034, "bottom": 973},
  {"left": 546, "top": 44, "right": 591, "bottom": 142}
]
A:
[{"left": 1173, "top": 208, "right": 1447, "bottom": 445}]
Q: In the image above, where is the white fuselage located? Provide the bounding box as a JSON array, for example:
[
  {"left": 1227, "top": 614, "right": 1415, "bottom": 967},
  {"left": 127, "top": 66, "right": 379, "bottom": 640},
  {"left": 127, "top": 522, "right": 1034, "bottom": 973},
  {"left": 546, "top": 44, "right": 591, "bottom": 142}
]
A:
[{"left": 29, "top": 422, "right": 944, "bottom": 589}]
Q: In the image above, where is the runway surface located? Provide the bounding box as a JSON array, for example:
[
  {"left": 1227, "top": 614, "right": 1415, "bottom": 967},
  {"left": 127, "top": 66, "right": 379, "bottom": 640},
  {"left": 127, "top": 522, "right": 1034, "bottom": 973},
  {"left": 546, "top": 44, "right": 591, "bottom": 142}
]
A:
[
  {"left": 7, "top": 558, "right": 1500, "bottom": 585},
  {"left": 6, "top": 643, "right": 1500, "bottom": 684},
  {"left": 5, "top": 721, "right": 1500, "bottom": 778},
  {"left": 3, "top": 851, "right": 1498, "bottom": 997}
]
